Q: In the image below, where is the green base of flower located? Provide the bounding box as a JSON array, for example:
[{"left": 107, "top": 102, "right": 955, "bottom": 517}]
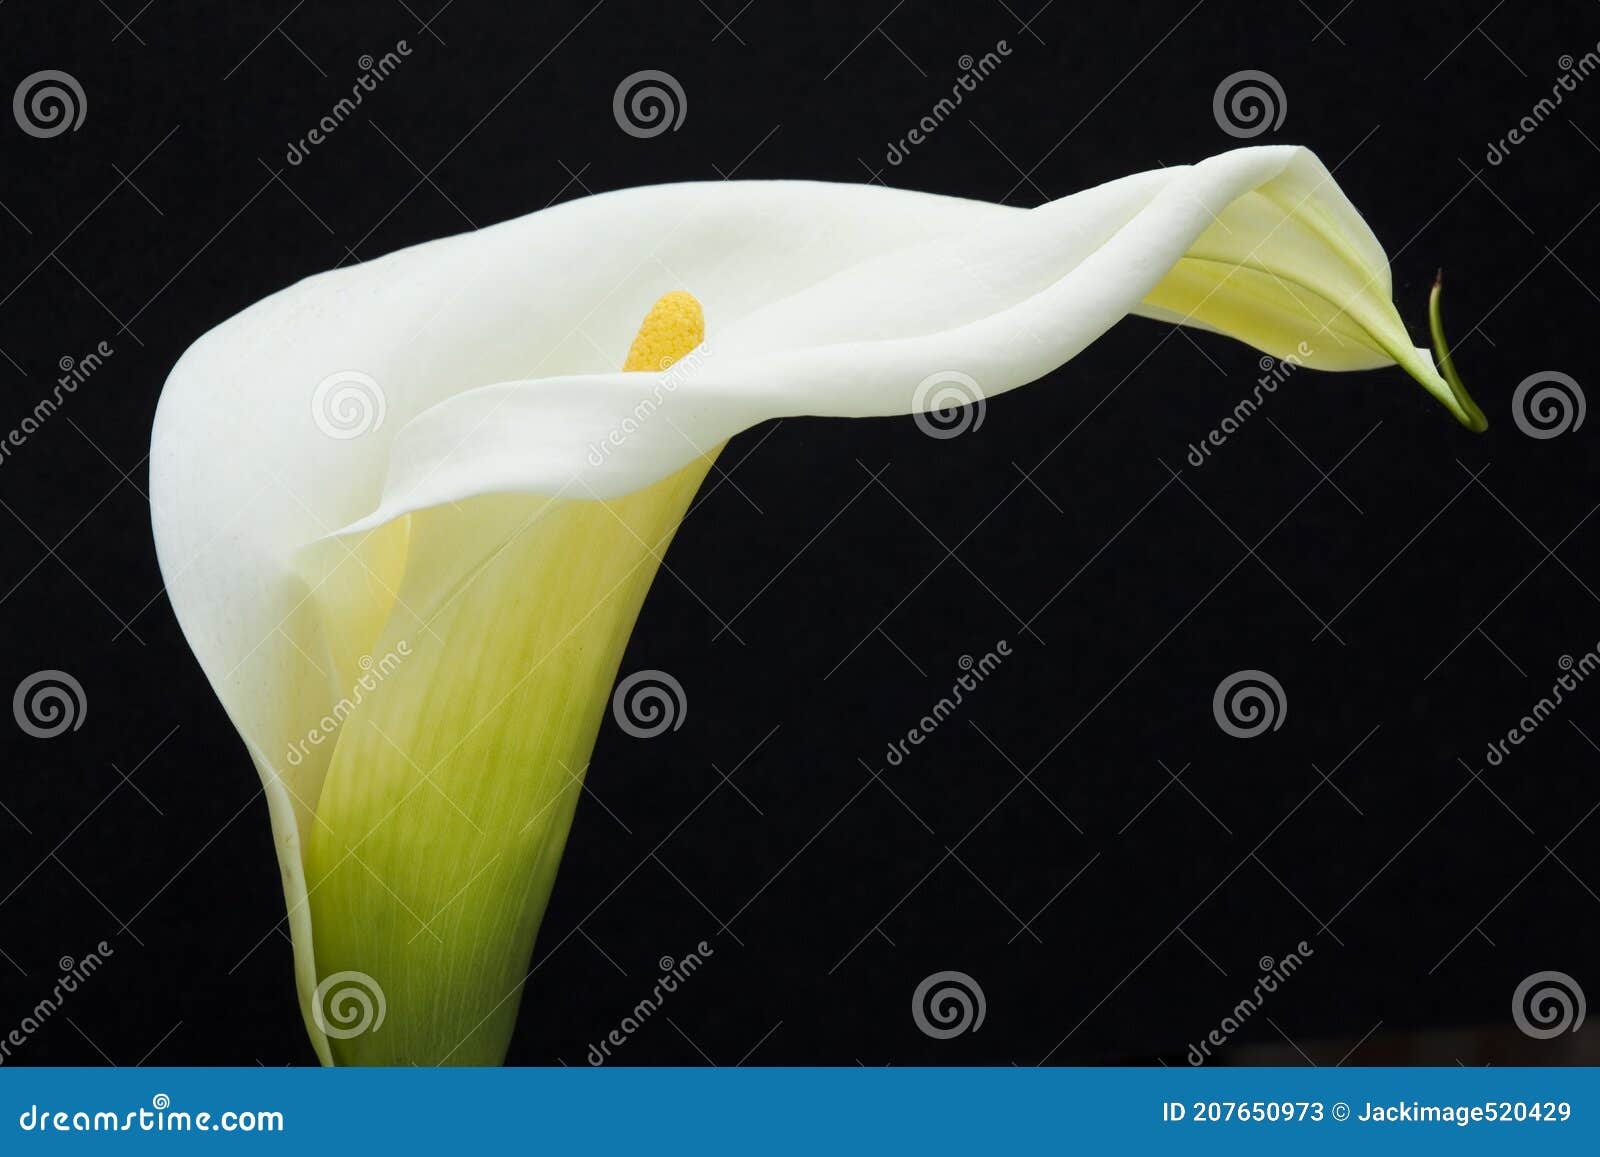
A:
[{"left": 304, "top": 460, "right": 713, "bottom": 1065}]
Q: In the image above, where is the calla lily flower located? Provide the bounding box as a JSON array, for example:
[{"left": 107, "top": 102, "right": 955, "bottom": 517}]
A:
[{"left": 149, "top": 144, "right": 1482, "bottom": 1066}]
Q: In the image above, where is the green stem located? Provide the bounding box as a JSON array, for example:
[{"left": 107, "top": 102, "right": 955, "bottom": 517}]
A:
[{"left": 1428, "top": 271, "right": 1489, "bottom": 433}]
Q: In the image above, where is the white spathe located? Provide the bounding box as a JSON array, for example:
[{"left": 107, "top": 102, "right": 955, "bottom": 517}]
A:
[{"left": 149, "top": 144, "right": 1460, "bottom": 1061}]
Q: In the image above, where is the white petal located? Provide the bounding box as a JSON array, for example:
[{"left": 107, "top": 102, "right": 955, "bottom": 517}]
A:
[
  {"left": 150, "top": 177, "right": 1015, "bottom": 1057},
  {"left": 150, "top": 145, "right": 1448, "bottom": 1056},
  {"left": 346, "top": 145, "right": 1454, "bottom": 523}
]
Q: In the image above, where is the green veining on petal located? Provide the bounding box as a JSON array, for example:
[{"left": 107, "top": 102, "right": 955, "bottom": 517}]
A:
[{"left": 303, "top": 294, "right": 714, "bottom": 1065}]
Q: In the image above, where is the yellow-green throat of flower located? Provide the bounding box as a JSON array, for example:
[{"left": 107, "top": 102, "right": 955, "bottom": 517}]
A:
[{"left": 303, "top": 292, "right": 713, "bottom": 1065}]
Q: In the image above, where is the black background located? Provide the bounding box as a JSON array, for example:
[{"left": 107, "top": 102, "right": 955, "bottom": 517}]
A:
[{"left": 1, "top": 0, "right": 1597, "bottom": 1067}]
